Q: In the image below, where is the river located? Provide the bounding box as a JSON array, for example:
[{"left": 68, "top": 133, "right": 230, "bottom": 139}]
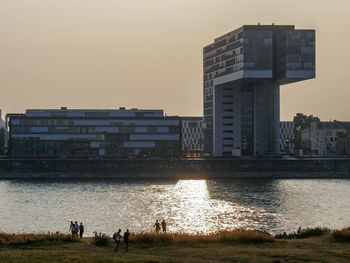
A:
[{"left": 0, "top": 178, "right": 349, "bottom": 236}]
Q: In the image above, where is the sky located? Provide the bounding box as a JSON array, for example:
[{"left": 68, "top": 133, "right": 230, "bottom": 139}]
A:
[{"left": 1, "top": 0, "right": 349, "bottom": 121}]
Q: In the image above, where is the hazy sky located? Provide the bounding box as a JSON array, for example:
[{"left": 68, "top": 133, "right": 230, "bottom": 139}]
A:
[{"left": 1, "top": 0, "right": 349, "bottom": 121}]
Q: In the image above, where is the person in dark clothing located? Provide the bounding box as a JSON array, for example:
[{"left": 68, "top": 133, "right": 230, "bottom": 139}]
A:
[
  {"left": 124, "top": 229, "right": 130, "bottom": 252},
  {"left": 79, "top": 222, "right": 84, "bottom": 238},
  {"left": 154, "top": 220, "right": 160, "bottom": 234},
  {"left": 161, "top": 220, "right": 166, "bottom": 233}
]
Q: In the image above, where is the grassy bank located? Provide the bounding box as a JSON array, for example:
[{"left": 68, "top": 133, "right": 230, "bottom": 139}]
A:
[{"left": 1, "top": 229, "right": 350, "bottom": 262}]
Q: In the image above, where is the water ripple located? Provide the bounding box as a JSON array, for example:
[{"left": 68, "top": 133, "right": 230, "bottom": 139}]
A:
[{"left": 0, "top": 178, "right": 350, "bottom": 236}]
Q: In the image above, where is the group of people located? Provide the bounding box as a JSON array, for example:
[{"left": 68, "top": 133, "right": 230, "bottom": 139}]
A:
[
  {"left": 282, "top": 227, "right": 303, "bottom": 238},
  {"left": 69, "top": 221, "right": 84, "bottom": 238},
  {"left": 68, "top": 219, "right": 167, "bottom": 252},
  {"left": 113, "top": 229, "right": 130, "bottom": 252},
  {"left": 154, "top": 219, "right": 166, "bottom": 234},
  {"left": 112, "top": 220, "right": 166, "bottom": 252}
]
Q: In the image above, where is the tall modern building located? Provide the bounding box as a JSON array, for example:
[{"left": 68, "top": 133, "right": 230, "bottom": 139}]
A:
[{"left": 203, "top": 25, "right": 315, "bottom": 157}]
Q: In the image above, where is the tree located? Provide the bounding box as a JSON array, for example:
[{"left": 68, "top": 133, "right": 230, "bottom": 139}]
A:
[{"left": 293, "top": 113, "right": 320, "bottom": 148}]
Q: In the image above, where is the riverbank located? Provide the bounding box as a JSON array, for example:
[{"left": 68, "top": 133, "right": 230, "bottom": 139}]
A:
[
  {"left": 1, "top": 158, "right": 350, "bottom": 179},
  {"left": 1, "top": 235, "right": 350, "bottom": 263}
]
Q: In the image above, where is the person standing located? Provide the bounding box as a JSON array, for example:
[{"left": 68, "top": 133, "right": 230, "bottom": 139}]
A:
[
  {"left": 69, "top": 221, "right": 75, "bottom": 236},
  {"left": 123, "top": 229, "right": 130, "bottom": 252},
  {"left": 74, "top": 221, "right": 79, "bottom": 237},
  {"left": 154, "top": 220, "right": 160, "bottom": 234},
  {"left": 113, "top": 229, "right": 122, "bottom": 252},
  {"left": 79, "top": 222, "right": 84, "bottom": 238},
  {"left": 297, "top": 227, "right": 302, "bottom": 233},
  {"left": 161, "top": 220, "right": 166, "bottom": 233}
]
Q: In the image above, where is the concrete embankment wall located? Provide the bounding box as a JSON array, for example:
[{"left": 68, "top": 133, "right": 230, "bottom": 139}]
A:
[{"left": 1, "top": 158, "right": 350, "bottom": 179}]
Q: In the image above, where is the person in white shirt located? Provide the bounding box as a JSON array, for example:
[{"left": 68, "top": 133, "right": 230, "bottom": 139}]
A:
[
  {"left": 69, "top": 221, "right": 75, "bottom": 235},
  {"left": 113, "top": 229, "right": 122, "bottom": 251}
]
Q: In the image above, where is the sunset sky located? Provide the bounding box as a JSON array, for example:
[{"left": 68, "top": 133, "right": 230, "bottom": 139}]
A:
[{"left": 1, "top": 0, "right": 349, "bottom": 121}]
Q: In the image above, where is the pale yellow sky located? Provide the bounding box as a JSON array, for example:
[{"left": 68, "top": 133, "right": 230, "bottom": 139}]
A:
[{"left": 1, "top": 0, "right": 349, "bottom": 121}]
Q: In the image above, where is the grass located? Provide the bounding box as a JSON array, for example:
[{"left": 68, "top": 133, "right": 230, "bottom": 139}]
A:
[
  {"left": 131, "top": 229, "right": 274, "bottom": 244},
  {"left": 93, "top": 232, "right": 110, "bottom": 246},
  {"left": 1, "top": 228, "right": 350, "bottom": 262},
  {"left": 0, "top": 232, "right": 79, "bottom": 246},
  {"left": 331, "top": 227, "right": 350, "bottom": 242},
  {"left": 1, "top": 236, "right": 350, "bottom": 263},
  {"left": 275, "top": 227, "right": 330, "bottom": 239}
]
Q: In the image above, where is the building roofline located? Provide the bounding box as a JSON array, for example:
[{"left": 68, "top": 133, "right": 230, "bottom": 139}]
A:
[
  {"left": 25, "top": 108, "right": 164, "bottom": 112},
  {"left": 180, "top": 116, "right": 203, "bottom": 120},
  {"left": 204, "top": 24, "right": 315, "bottom": 48}
]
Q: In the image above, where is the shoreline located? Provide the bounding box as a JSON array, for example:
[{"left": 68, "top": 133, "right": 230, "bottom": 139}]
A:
[
  {"left": 1, "top": 230, "right": 350, "bottom": 263},
  {"left": 1, "top": 158, "right": 350, "bottom": 179},
  {"left": 1, "top": 171, "right": 350, "bottom": 179}
]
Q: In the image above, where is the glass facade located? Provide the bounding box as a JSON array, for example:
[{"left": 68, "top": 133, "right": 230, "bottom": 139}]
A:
[
  {"left": 204, "top": 25, "right": 315, "bottom": 156},
  {"left": 7, "top": 109, "right": 181, "bottom": 158}
]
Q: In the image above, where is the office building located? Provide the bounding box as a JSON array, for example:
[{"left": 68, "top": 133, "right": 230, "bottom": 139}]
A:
[
  {"left": 336, "top": 135, "right": 350, "bottom": 156},
  {"left": 280, "top": 121, "right": 294, "bottom": 154},
  {"left": 302, "top": 121, "right": 348, "bottom": 156},
  {"left": 203, "top": 24, "right": 315, "bottom": 156},
  {"left": 181, "top": 117, "right": 204, "bottom": 156},
  {"left": 6, "top": 108, "right": 181, "bottom": 158}
]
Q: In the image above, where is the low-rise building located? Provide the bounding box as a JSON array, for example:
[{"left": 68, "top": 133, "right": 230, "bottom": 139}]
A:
[
  {"left": 6, "top": 108, "right": 181, "bottom": 158},
  {"left": 181, "top": 117, "right": 204, "bottom": 156},
  {"left": 0, "top": 110, "right": 5, "bottom": 129},
  {"left": 336, "top": 135, "right": 350, "bottom": 156},
  {"left": 302, "top": 121, "right": 348, "bottom": 156},
  {"left": 0, "top": 110, "right": 4, "bottom": 155},
  {"left": 280, "top": 121, "right": 294, "bottom": 155}
]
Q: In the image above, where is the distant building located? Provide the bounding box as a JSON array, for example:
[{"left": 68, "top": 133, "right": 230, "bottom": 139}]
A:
[
  {"left": 280, "top": 121, "right": 294, "bottom": 154},
  {"left": 0, "top": 109, "right": 5, "bottom": 129},
  {"left": 6, "top": 108, "right": 181, "bottom": 158},
  {"left": 336, "top": 135, "right": 350, "bottom": 156},
  {"left": 0, "top": 109, "right": 4, "bottom": 155},
  {"left": 181, "top": 117, "right": 204, "bottom": 156},
  {"left": 203, "top": 24, "right": 315, "bottom": 157},
  {"left": 302, "top": 121, "right": 348, "bottom": 156}
]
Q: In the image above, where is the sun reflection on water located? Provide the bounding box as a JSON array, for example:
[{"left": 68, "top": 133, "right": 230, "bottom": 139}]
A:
[
  {"left": 3, "top": 179, "right": 347, "bottom": 236},
  {"left": 165, "top": 180, "right": 274, "bottom": 233}
]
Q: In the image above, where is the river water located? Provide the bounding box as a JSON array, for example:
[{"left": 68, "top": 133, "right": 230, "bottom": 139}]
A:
[{"left": 0, "top": 178, "right": 349, "bottom": 236}]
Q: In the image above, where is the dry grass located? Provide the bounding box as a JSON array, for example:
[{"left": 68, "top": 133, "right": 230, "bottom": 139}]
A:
[
  {"left": 131, "top": 229, "right": 274, "bottom": 244},
  {"left": 275, "top": 227, "right": 330, "bottom": 239},
  {"left": 1, "top": 230, "right": 350, "bottom": 262},
  {"left": 0, "top": 232, "right": 79, "bottom": 246},
  {"left": 331, "top": 227, "right": 350, "bottom": 242},
  {"left": 92, "top": 231, "right": 109, "bottom": 246},
  {"left": 1, "top": 236, "right": 350, "bottom": 263}
]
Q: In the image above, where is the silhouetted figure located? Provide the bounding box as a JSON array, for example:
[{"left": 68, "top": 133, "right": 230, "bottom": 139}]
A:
[
  {"left": 74, "top": 221, "right": 79, "bottom": 237},
  {"left": 79, "top": 222, "right": 84, "bottom": 238},
  {"left": 161, "top": 220, "right": 166, "bottom": 233},
  {"left": 113, "top": 229, "right": 121, "bottom": 251},
  {"left": 283, "top": 232, "right": 287, "bottom": 238},
  {"left": 154, "top": 220, "right": 160, "bottom": 234},
  {"left": 69, "top": 221, "right": 75, "bottom": 236},
  {"left": 297, "top": 227, "right": 302, "bottom": 233},
  {"left": 124, "top": 229, "right": 130, "bottom": 252}
]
